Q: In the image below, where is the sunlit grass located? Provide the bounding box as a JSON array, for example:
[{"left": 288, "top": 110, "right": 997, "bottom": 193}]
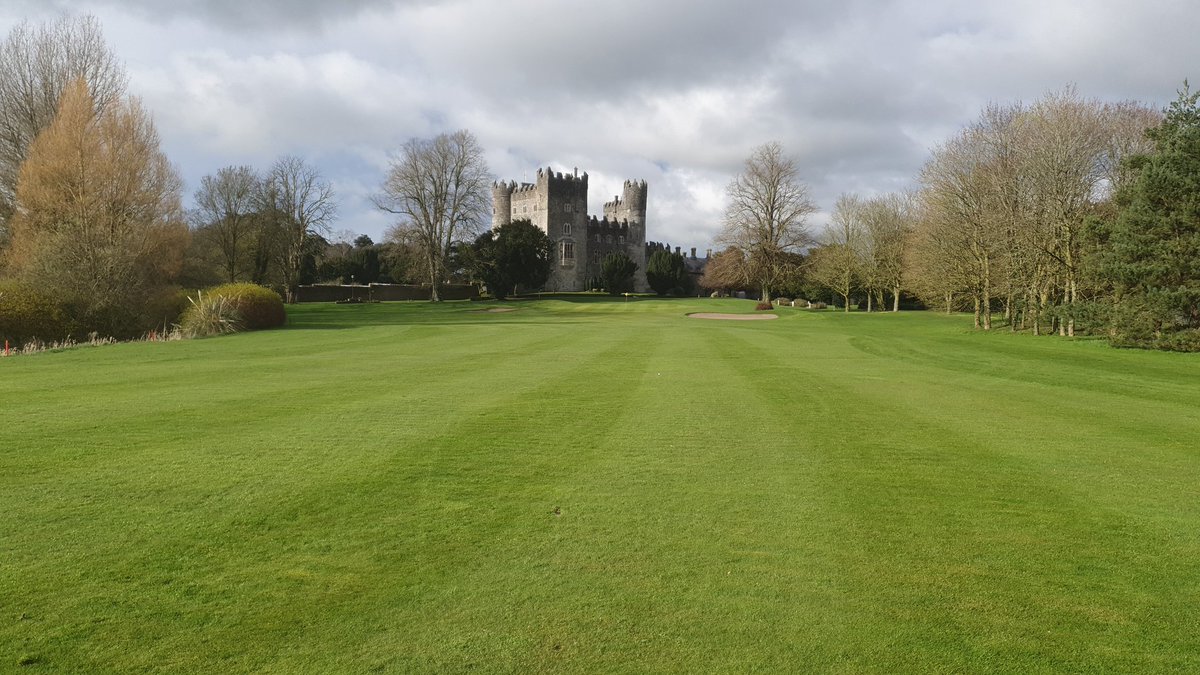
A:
[{"left": 2, "top": 298, "right": 1198, "bottom": 672}]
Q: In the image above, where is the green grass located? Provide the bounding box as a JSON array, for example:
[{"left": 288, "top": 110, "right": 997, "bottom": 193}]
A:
[{"left": 2, "top": 298, "right": 1198, "bottom": 673}]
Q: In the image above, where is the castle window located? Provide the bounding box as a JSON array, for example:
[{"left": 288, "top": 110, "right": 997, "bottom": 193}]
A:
[
  {"left": 618, "top": 236, "right": 625, "bottom": 244},
  {"left": 594, "top": 233, "right": 600, "bottom": 242},
  {"left": 563, "top": 222, "right": 571, "bottom": 235},
  {"left": 606, "top": 235, "right": 613, "bottom": 244},
  {"left": 561, "top": 241, "right": 575, "bottom": 264}
]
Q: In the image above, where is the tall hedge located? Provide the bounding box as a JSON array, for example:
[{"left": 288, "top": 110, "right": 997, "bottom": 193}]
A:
[{"left": 0, "top": 281, "right": 72, "bottom": 347}]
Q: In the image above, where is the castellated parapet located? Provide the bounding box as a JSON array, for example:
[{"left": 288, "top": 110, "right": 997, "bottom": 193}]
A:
[{"left": 491, "top": 167, "right": 648, "bottom": 292}]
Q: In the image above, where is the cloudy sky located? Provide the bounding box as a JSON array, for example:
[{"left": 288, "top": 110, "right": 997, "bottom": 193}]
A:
[{"left": 2, "top": 0, "right": 1197, "bottom": 248}]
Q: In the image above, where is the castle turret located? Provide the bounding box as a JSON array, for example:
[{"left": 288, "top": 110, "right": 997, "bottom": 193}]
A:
[
  {"left": 622, "top": 179, "right": 648, "bottom": 225},
  {"left": 492, "top": 180, "right": 514, "bottom": 229}
]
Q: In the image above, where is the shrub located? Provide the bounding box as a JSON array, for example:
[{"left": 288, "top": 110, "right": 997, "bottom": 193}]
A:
[
  {"left": 755, "top": 301, "right": 774, "bottom": 311},
  {"left": 774, "top": 297, "right": 792, "bottom": 306},
  {"left": 205, "top": 283, "right": 286, "bottom": 330},
  {"left": 811, "top": 301, "right": 827, "bottom": 309},
  {"left": 180, "top": 291, "right": 242, "bottom": 338},
  {"left": 601, "top": 253, "right": 638, "bottom": 295},
  {"left": 0, "top": 281, "right": 73, "bottom": 348},
  {"left": 141, "top": 286, "right": 192, "bottom": 332}
]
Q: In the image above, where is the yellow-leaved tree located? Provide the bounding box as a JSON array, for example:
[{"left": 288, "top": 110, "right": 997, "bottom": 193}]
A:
[{"left": 5, "top": 78, "right": 187, "bottom": 336}]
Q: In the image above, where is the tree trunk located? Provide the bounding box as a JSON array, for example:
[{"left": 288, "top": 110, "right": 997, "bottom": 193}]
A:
[
  {"left": 428, "top": 253, "right": 441, "bottom": 302},
  {"left": 1058, "top": 287, "right": 1068, "bottom": 336},
  {"left": 1067, "top": 277, "right": 1077, "bottom": 337},
  {"left": 866, "top": 294, "right": 872, "bottom": 312},
  {"left": 842, "top": 291, "right": 850, "bottom": 312},
  {"left": 946, "top": 292, "right": 953, "bottom": 314},
  {"left": 982, "top": 254, "right": 992, "bottom": 331},
  {"left": 892, "top": 284, "right": 900, "bottom": 312},
  {"left": 974, "top": 295, "right": 981, "bottom": 329}
]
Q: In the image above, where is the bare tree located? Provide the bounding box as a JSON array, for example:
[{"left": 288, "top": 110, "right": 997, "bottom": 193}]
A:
[
  {"left": 193, "top": 165, "right": 261, "bottom": 283},
  {"left": 698, "top": 248, "right": 751, "bottom": 295},
  {"left": 918, "top": 118, "right": 1013, "bottom": 330},
  {"left": 260, "top": 156, "right": 336, "bottom": 302},
  {"left": 4, "top": 79, "right": 186, "bottom": 334},
  {"left": 0, "top": 14, "right": 127, "bottom": 241},
  {"left": 1097, "top": 100, "right": 1161, "bottom": 199},
  {"left": 374, "top": 130, "right": 491, "bottom": 302},
  {"left": 717, "top": 142, "right": 817, "bottom": 301},
  {"left": 813, "top": 194, "right": 865, "bottom": 311},
  {"left": 857, "top": 192, "right": 916, "bottom": 312},
  {"left": 904, "top": 196, "right": 972, "bottom": 314}
]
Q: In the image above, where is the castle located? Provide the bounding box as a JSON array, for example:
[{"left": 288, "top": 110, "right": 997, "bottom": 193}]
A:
[{"left": 492, "top": 167, "right": 648, "bottom": 292}]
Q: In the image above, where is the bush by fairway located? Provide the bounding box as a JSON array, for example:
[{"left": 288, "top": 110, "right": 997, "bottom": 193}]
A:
[
  {"left": 186, "top": 282, "right": 286, "bottom": 331},
  {"left": 2, "top": 298, "right": 1199, "bottom": 671},
  {"left": 0, "top": 280, "right": 72, "bottom": 347}
]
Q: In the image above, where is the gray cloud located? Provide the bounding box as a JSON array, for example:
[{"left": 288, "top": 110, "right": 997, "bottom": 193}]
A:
[{"left": 2, "top": 0, "right": 1199, "bottom": 248}]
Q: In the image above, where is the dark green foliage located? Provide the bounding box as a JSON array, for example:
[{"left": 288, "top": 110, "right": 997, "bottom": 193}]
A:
[
  {"left": 0, "top": 280, "right": 71, "bottom": 346},
  {"left": 1098, "top": 85, "right": 1200, "bottom": 350},
  {"left": 350, "top": 246, "right": 382, "bottom": 284},
  {"left": 646, "top": 249, "right": 690, "bottom": 296},
  {"left": 297, "top": 233, "right": 326, "bottom": 287},
  {"left": 467, "top": 219, "right": 552, "bottom": 299},
  {"left": 200, "top": 283, "right": 286, "bottom": 330},
  {"left": 316, "top": 245, "right": 383, "bottom": 285},
  {"left": 142, "top": 286, "right": 193, "bottom": 332},
  {"left": 601, "top": 252, "right": 638, "bottom": 295}
]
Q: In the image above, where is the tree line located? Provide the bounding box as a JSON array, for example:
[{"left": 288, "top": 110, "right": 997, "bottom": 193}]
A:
[
  {"left": 2, "top": 14, "right": 1197, "bottom": 351},
  {"left": 0, "top": 15, "right": 504, "bottom": 342},
  {"left": 703, "top": 88, "right": 1200, "bottom": 351}
]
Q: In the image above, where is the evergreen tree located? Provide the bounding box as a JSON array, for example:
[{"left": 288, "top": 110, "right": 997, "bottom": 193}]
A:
[
  {"left": 1099, "top": 84, "right": 1200, "bottom": 350},
  {"left": 467, "top": 219, "right": 551, "bottom": 299},
  {"left": 601, "top": 252, "right": 638, "bottom": 295},
  {"left": 646, "top": 248, "right": 689, "bottom": 295}
]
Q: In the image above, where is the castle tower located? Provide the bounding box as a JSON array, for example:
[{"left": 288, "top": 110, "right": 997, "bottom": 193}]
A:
[
  {"left": 601, "top": 180, "right": 650, "bottom": 292},
  {"left": 491, "top": 167, "right": 646, "bottom": 292},
  {"left": 492, "top": 181, "right": 514, "bottom": 230}
]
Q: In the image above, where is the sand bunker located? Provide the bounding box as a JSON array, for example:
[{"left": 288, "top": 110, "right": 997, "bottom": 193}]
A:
[
  {"left": 470, "top": 307, "right": 518, "bottom": 313},
  {"left": 687, "top": 312, "right": 778, "bottom": 321}
]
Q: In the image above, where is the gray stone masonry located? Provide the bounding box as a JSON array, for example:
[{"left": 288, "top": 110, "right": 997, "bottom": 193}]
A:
[{"left": 492, "top": 167, "right": 648, "bottom": 292}]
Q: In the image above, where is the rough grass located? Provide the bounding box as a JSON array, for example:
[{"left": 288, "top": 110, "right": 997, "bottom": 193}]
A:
[{"left": 2, "top": 297, "right": 1199, "bottom": 672}]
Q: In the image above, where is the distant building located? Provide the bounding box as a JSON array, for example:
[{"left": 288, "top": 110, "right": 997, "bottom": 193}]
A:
[
  {"left": 492, "top": 167, "right": 648, "bottom": 292},
  {"left": 645, "top": 243, "right": 712, "bottom": 294}
]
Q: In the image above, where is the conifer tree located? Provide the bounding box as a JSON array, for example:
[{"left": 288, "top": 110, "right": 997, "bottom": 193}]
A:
[
  {"left": 1098, "top": 85, "right": 1200, "bottom": 350},
  {"left": 5, "top": 79, "right": 187, "bottom": 336},
  {"left": 645, "top": 248, "right": 688, "bottom": 295},
  {"left": 601, "top": 252, "right": 638, "bottom": 295}
]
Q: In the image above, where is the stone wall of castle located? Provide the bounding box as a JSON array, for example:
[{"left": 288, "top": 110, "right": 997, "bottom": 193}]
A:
[{"left": 492, "top": 168, "right": 648, "bottom": 292}]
